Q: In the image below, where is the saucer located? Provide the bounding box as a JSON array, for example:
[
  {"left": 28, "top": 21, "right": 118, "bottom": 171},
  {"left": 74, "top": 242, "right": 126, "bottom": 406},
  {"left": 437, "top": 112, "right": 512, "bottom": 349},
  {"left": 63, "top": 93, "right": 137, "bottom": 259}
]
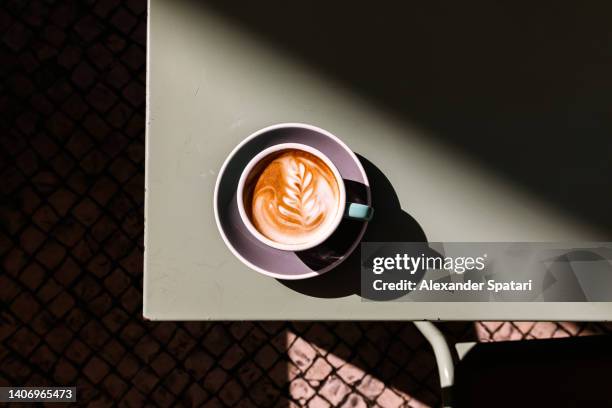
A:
[{"left": 214, "top": 123, "right": 371, "bottom": 280}]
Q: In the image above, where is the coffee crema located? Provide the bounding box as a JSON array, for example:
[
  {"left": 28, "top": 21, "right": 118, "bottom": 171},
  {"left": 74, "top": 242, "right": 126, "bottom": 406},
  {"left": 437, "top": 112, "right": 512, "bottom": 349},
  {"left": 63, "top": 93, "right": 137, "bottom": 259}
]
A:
[{"left": 245, "top": 149, "right": 341, "bottom": 246}]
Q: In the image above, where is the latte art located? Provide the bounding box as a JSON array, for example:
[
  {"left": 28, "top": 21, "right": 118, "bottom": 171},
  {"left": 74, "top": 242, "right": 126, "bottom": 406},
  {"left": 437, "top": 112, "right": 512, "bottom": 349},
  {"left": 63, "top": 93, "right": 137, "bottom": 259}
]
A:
[{"left": 246, "top": 149, "right": 341, "bottom": 246}]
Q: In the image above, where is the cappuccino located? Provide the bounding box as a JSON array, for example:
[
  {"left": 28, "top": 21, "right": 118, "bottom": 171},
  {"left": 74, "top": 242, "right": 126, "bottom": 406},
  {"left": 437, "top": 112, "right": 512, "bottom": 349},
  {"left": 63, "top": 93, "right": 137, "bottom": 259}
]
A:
[{"left": 242, "top": 149, "right": 341, "bottom": 246}]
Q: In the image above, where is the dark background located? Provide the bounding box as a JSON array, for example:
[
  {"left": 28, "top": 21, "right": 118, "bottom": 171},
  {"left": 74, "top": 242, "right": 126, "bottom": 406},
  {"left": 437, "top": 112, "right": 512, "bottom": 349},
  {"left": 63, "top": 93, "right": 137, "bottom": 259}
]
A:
[{"left": 1, "top": 1, "right": 611, "bottom": 407}]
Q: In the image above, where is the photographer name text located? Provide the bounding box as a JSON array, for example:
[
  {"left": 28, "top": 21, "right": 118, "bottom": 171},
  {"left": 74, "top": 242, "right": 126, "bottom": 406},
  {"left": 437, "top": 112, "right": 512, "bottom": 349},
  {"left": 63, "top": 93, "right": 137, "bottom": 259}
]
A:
[{"left": 371, "top": 253, "right": 532, "bottom": 293}]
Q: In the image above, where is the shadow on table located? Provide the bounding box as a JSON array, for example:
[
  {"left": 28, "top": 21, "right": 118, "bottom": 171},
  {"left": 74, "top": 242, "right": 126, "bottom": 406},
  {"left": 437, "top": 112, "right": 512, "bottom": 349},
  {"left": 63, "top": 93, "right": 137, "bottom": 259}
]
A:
[
  {"left": 281, "top": 154, "right": 428, "bottom": 299},
  {"left": 199, "top": 0, "right": 612, "bottom": 236}
]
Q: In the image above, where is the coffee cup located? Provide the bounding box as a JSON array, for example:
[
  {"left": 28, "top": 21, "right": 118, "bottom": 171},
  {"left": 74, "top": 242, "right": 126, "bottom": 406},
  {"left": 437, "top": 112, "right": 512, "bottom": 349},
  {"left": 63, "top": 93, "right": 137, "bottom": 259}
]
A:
[{"left": 237, "top": 142, "right": 373, "bottom": 251}]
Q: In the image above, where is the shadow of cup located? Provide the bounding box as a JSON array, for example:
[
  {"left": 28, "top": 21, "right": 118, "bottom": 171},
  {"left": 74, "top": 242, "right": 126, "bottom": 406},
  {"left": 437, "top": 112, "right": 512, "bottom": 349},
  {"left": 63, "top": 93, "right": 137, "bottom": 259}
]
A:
[{"left": 281, "top": 154, "right": 429, "bottom": 299}]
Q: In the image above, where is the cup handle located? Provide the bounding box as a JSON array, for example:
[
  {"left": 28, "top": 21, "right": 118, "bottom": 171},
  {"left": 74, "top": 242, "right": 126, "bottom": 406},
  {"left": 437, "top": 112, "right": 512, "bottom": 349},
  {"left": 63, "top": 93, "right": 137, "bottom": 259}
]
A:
[{"left": 344, "top": 203, "right": 374, "bottom": 221}]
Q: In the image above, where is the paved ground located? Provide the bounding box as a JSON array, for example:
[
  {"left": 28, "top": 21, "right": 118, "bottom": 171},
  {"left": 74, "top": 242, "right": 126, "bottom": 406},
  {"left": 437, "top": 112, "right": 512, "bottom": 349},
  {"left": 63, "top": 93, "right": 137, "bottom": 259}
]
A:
[{"left": 1, "top": 1, "right": 611, "bottom": 407}]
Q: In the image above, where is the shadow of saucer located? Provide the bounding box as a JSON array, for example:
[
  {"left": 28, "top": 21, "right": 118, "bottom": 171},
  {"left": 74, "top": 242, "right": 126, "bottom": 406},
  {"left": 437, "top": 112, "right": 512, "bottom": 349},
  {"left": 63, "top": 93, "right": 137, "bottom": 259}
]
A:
[{"left": 280, "top": 154, "right": 428, "bottom": 299}]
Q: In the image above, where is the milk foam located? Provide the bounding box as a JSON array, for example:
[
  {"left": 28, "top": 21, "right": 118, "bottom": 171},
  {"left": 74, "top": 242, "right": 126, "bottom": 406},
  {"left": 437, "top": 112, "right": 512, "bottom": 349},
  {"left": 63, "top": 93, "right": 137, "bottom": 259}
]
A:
[{"left": 249, "top": 150, "right": 340, "bottom": 245}]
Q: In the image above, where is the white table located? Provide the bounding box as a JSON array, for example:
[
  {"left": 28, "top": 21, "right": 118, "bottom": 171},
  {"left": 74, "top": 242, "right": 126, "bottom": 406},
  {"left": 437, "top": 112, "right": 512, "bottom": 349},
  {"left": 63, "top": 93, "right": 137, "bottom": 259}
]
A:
[{"left": 144, "top": 0, "right": 612, "bottom": 320}]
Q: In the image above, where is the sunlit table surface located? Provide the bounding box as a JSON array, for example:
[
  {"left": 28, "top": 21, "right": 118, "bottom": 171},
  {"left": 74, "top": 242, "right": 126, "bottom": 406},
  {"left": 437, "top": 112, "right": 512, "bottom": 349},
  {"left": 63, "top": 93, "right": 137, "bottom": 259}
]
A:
[{"left": 144, "top": 0, "right": 612, "bottom": 320}]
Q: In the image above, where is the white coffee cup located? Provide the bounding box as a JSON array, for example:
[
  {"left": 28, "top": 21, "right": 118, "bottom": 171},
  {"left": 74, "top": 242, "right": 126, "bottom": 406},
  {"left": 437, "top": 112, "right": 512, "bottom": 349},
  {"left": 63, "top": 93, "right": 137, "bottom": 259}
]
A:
[{"left": 237, "top": 143, "right": 372, "bottom": 251}]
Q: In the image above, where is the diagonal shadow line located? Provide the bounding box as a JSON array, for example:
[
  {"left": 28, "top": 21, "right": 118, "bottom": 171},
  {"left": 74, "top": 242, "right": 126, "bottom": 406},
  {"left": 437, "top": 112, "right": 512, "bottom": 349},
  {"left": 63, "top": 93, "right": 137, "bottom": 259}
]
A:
[{"left": 192, "top": 0, "right": 612, "bottom": 234}]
